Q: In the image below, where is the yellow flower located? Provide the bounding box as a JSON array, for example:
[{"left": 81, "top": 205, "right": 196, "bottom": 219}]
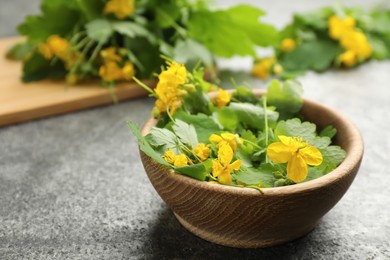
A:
[
  {"left": 209, "top": 133, "right": 240, "bottom": 151},
  {"left": 273, "top": 64, "right": 283, "bottom": 75},
  {"left": 214, "top": 88, "right": 231, "bottom": 108},
  {"left": 194, "top": 143, "right": 210, "bottom": 161},
  {"left": 328, "top": 15, "right": 356, "bottom": 40},
  {"left": 100, "top": 47, "right": 122, "bottom": 62},
  {"left": 340, "top": 30, "right": 372, "bottom": 60},
  {"left": 281, "top": 38, "right": 296, "bottom": 52},
  {"left": 99, "top": 61, "right": 135, "bottom": 82},
  {"left": 104, "top": 0, "right": 134, "bottom": 19},
  {"left": 252, "top": 57, "right": 275, "bottom": 79},
  {"left": 338, "top": 50, "right": 357, "bottom": 67},
  {"left": 163, "top": 150, "right": 189, "bottom": 167},
  {"left": 154, "top": 61, "right": 187, "bottom": 114},
  {"left": 122, "top": 61, "right": 135, "bottom": 80},
  {"left": 46, "top": 35, "right": 71, "bottom": 61},
  {"left": 267, "top": 135, "right": 323, "bottom": 183},
  {"left": 99, "top": 61, "right": 123, "bottom": 81},
  {"left": 38, "top": 43, "right": 54, "bottom": 59},
  {"left": 212, "top": 143, "right": 242, "bottom": 185}
]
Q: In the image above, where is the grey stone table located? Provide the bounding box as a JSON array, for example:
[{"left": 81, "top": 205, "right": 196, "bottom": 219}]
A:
[{"left": 1, "top": 0, "right": 389, "bottom": 259}]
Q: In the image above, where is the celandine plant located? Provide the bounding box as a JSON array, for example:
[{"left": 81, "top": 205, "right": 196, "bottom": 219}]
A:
[
  {"left": 252, "top": 4, "right": 390, "bottom": 79},
  {"left": 129, "top": 61, "right": 346, "bottom": 188},
  {"left": 7, "top": 0, "right": 277, "bottom": 88}
]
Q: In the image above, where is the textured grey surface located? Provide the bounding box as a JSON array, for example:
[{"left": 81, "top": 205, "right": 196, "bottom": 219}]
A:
[{"left": 0, "top": 0, "right": 389, "bottom": 259}]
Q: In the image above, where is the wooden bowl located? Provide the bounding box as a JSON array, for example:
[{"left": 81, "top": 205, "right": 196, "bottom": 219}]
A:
[{"left": 139, "top": 90, "right": 364, "bottom": 248}]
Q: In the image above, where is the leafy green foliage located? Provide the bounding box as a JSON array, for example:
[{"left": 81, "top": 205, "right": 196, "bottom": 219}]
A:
[
  {"left": 146, "top": 127, "right": 177, "bottom": 151},
  {"left": 12, "top": 0, "right": 277, "bottom": 84},
  {"left": 274, "top": 118, "right": 331, "bottom": 149},
  {"left": 172, "top": 119, "right": 198, "bottom": 148},
  {"left": 174, "top": 163, "right": 208, "bottom": 181},
  {"left": 22, "top": 53, "right": 66, "bottom": 82},
  {"left": 235, "top": 164, "right": 278, "bottom": 188},
  {"left": 266, "top": 79, "right": 303, "bottom": 119},
  {"left": 187, "top": 4, "right": 277, "bottom": 58},
  {"left": 280, "top": 40, "right": 340, "bottom": 72},
  {"left": 173, "top": 111, "right": 220, "bottom": 144},
  {"left": 229, "top": 102, "right": 279, "bottom": 130},
  {"left": 129, "top": 66, "right": 346, "bottom": 188},
  {"left": 128, "top": 122, "right": 170, "bottom": 167}
]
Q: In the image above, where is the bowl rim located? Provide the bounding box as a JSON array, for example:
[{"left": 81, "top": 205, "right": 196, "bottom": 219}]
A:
[{"left": 141, "top": 89, "right": 364, "bottom": 196}]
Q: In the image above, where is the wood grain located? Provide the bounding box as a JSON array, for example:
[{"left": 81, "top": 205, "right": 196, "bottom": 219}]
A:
[
  {"left": 0, "top": 37, "right": 155, "bottom": 127},
  {"left": 140, "top": 90, "right": 364, "bottom": 248}
]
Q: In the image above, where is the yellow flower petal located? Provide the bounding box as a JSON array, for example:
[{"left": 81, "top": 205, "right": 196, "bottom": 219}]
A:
[
  {"left": 218, "top": 172, "right": 232, "bottom": 185},
  {"left": 287, "top": 154, "right": 308, "bottom": 182},
  {"left": 267, "top": 142, "right": 292, "bottom": 163},
  {"left": 214, "top": 88, "right": 231, "bottom": 108},
  {"left": 281, "top": 38, "right": 296, "bottom": 52},
  {"left": 163, "top": 150, "right": 176, "bottom": 164},
  {"left": 218, "top": 143, "right": 233, "bottom": 166},
  {"left": 300, "top": 146, "right": 323, "bottom": 166},
  {"left": 229, "top": 159, "right": 242, "bottom": 171},
  {"left": 194, "top": 143, "right": 210, "bottom": 161},
  {"left": 174, "top": 154, "right": 188, "bottom": 167},
  {"left": 211, "top": 159, "right": 224, "bottom": 177},
  {"left": 209, "top": 134, "right": 223, "bottom": 144}
]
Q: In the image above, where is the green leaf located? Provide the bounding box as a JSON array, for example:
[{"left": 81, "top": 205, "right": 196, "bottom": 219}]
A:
[
  {"left": 228, "top": 102, "right": 279, "bottom": 130},
  {"left": 154, "top": 4, "right": 182, "bottom": 28},
  {"left": 6, "top": 42, "right": 35, "bottom": 61},
  {"left": 225, "top": 4, "right": 277, "bottom": 46},
  {"left": 274, "top": 118, "right": 331, "bottom": 148},
  {"left": 85, "top": 19, "right": 113, "bottom": 43},
  {"left": 319, "top": 125, "right": 337, "bottom": 139},
  {"left": 266, "top": 79, "right": 303, "bottom": 119},
  {"left": 76, "top": 0, "right": 104, "bottom": 21},
  {"left": 173, "top": 39, "right": 214, "bottom": 67},
  {"left": 293, "top": 7, "right": 333, "bottom": 30},
  {"left": 174, "top": 163, "right": 208, "bottom": 181},
  {"left": 232, "top": 86, "right": 258, "bottom": 104},
  {"left": 172, "top": 119, "right": 198, "bottom": 148},
  {"left": 280, "top": 40, "right": 340, "bottom": 72},
  {"left": 17, "top": 3, "right": 79, "bottom": 42},
  {"left": 320, "top": 145, "right": 346, "bottom": 166},
  {"left": 235, "top": 164, "right": 277, "bottom": 187},
  {"left": 187, "top": 9, "right": 257, "bottom": 57},
  {"left": 146, "top": 127, "right": 178, "bottom": 151},
  {"left": 112, "top": 21, "right": 156, "bottom": 43},
  {"left": 215, "top": 107, "right": 238, "bottom": 131},
  {"left": 22, "top": 52, "right": 66, "bottom": 82},
  {"left": 173, "top": 111, "right": 220, "bottom": 144},
  {"left": 128, "top": 121, "right": 171, "bottom": 167}
]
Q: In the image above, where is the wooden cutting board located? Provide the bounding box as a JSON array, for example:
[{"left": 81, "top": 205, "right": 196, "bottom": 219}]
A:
[{"left": 0, "top": 37, "right": 155, "bottom": 127}]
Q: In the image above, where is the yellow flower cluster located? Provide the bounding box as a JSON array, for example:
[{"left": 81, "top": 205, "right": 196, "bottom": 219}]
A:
[
  {"left": 104, "top": 0, "right": 135, "bottom": 20},
  {"left": 98, "top": 47, "right": 135, "bottom": 82},
  {"left": 211, "top": 142, "right": 242, "bottom": 185},
  {"left": 281, "top": 38, "right": 296, "bottom": 53},
  {"left": 163, "top": 150, "right": 189, "bottom": 167},
  {"left": 252, "top": 57, "right": 283, "bottom": 79},
  {"left": 214, "top": 88, "right": 231, "bottom": 108},
  {"left": 194, "top": 143, "right": 210, "bottom": 161},
  {"left": 38, "top": 35, "right": 78, "bottom": 68},
  {"left": 267, "top": 135, "right": 323, "bottom": 183},
  {"left": 209, "top": 132, "right": 242, "bottom": 185},
  {"left": 154, "top": 61, "right": 187, "bottom": 114},
  {"left": 328, "top": 15, "right": 372, "bottom": 66}
]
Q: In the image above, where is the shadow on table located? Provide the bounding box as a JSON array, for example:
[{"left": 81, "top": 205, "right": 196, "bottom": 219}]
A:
[{"left": 141, "top": 207, "right": 317, "bottom": 260}]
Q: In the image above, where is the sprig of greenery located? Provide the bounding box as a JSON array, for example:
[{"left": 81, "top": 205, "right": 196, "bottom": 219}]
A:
[
  {"left": 7, "top": 0, "right": 277, "bottom": 87},
  {"left": 252, "top": 4, "right": 390, "bottom": 79}
]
